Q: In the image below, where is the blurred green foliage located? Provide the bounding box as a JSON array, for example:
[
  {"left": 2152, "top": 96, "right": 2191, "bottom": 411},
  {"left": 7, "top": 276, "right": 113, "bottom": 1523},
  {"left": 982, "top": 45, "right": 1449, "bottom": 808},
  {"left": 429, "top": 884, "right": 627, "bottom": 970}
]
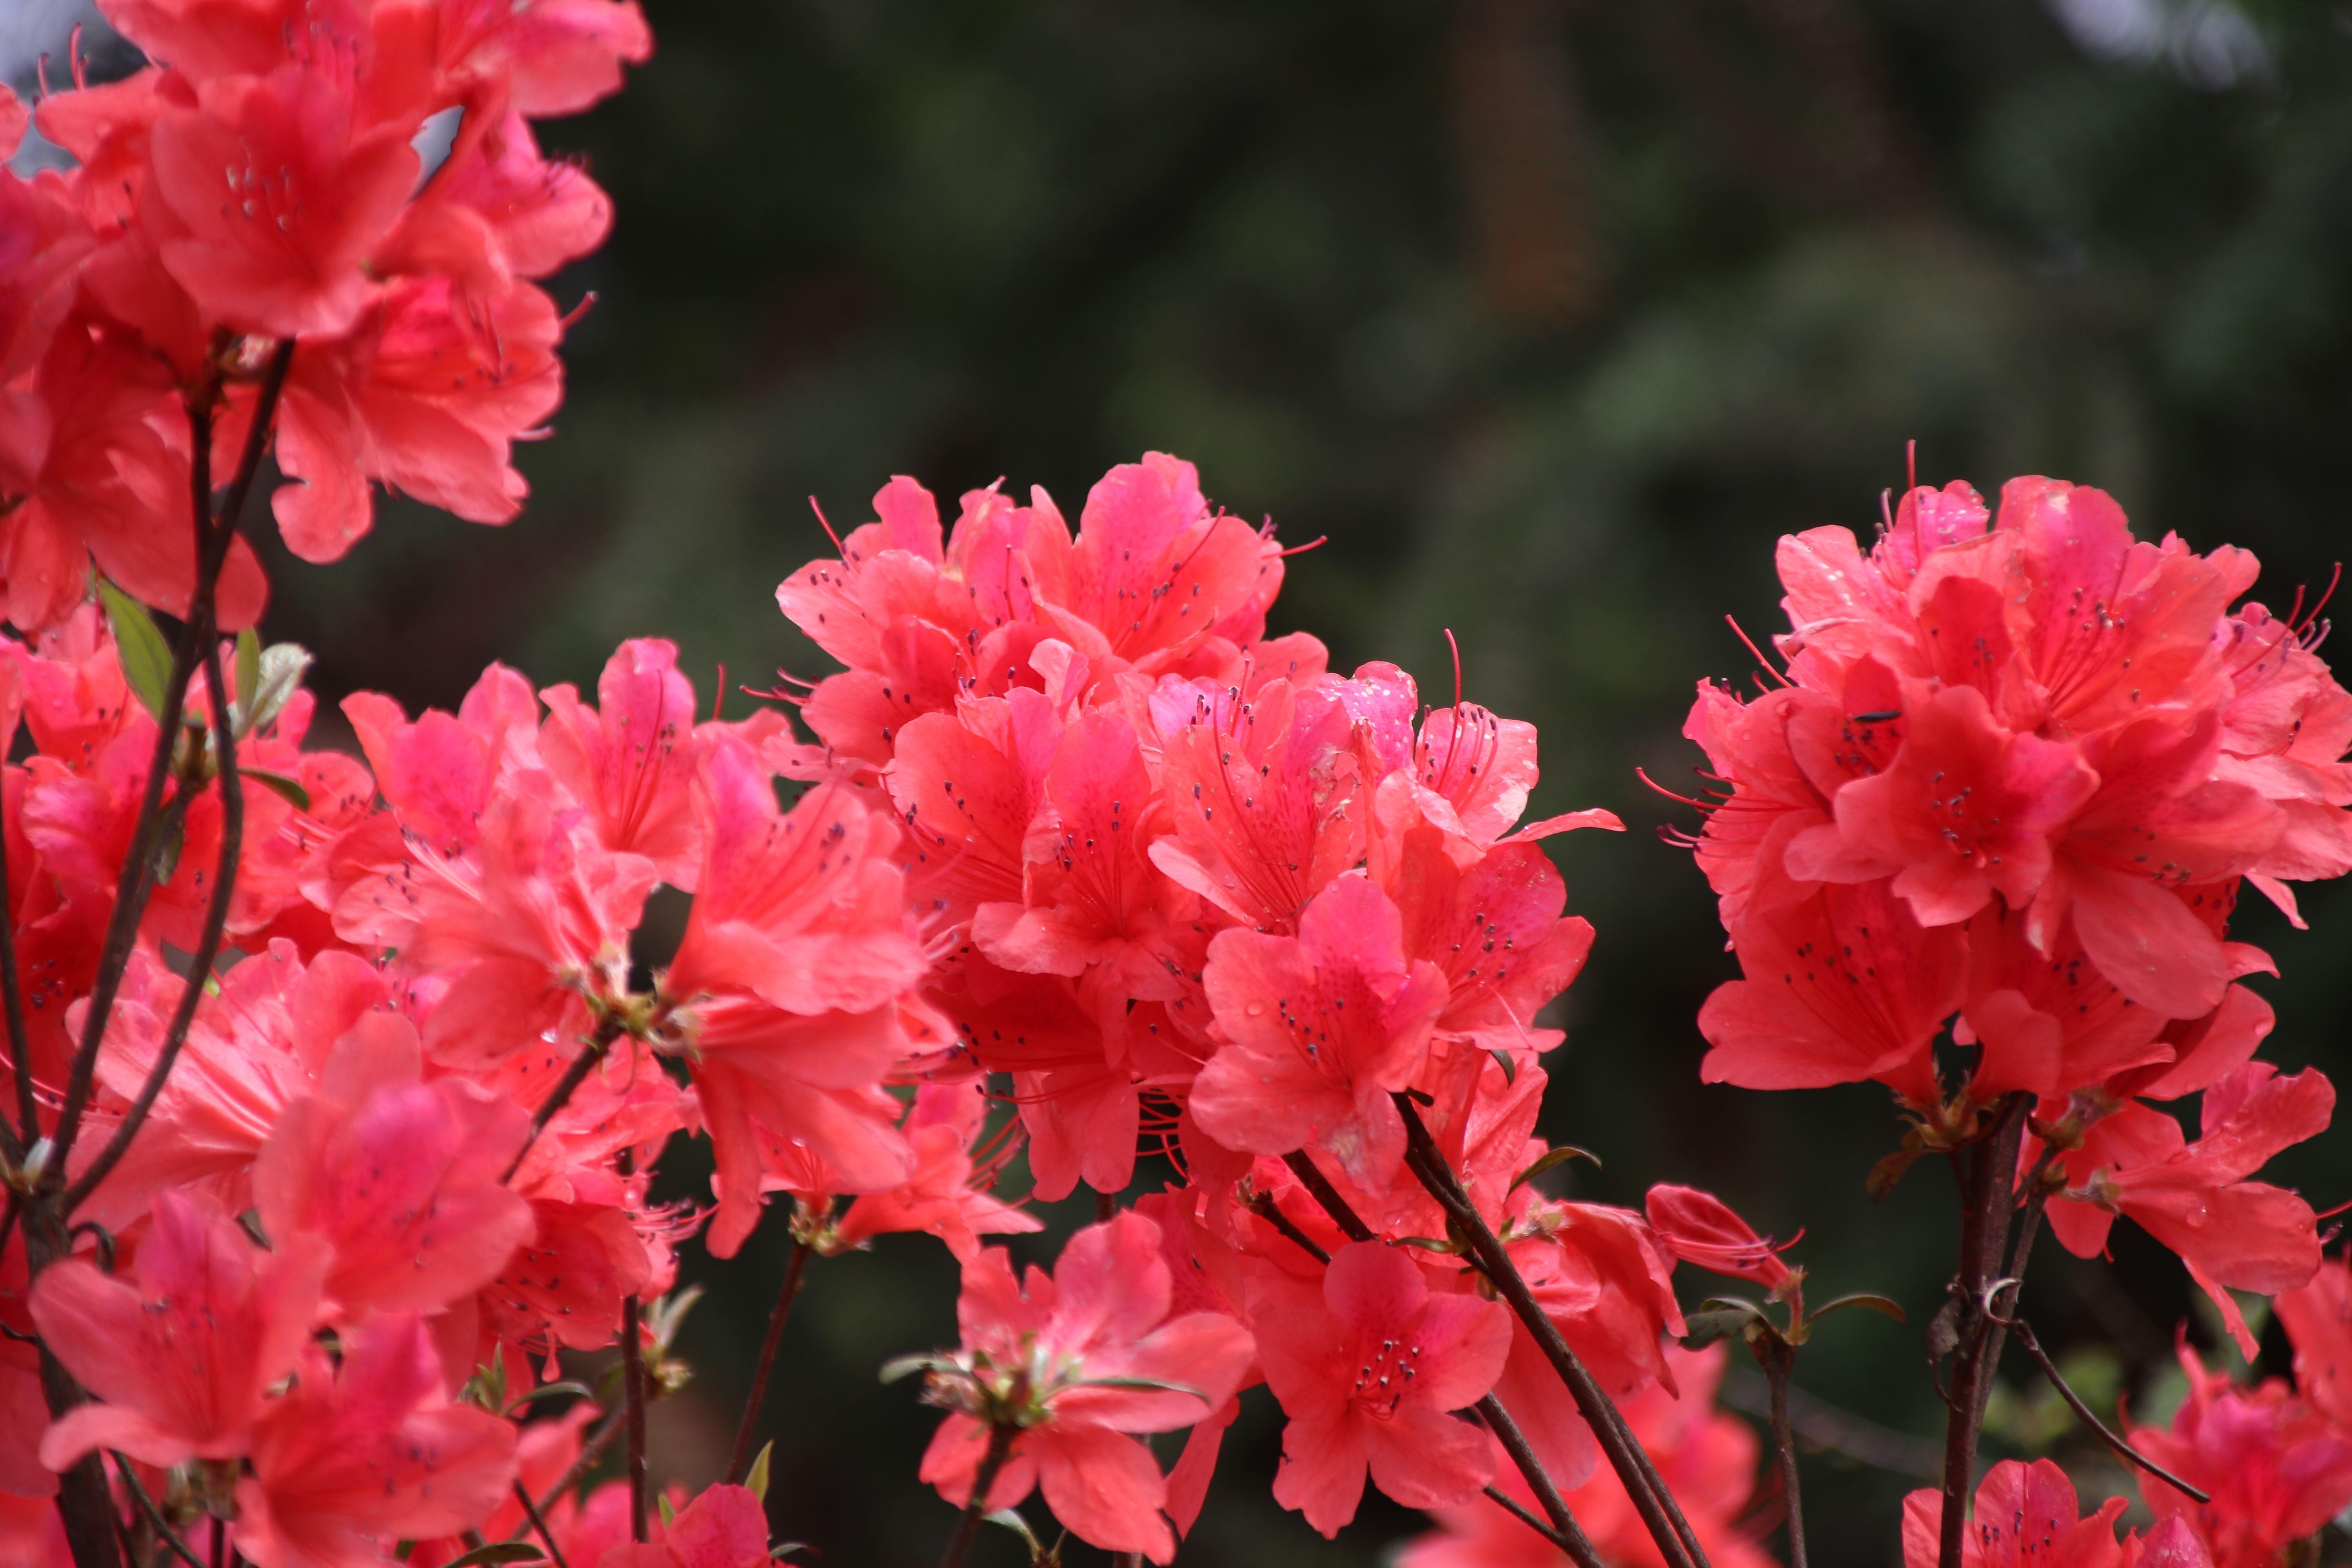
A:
[{"left": 244, "top": 0, "right": 2352, "bottom": 1562}]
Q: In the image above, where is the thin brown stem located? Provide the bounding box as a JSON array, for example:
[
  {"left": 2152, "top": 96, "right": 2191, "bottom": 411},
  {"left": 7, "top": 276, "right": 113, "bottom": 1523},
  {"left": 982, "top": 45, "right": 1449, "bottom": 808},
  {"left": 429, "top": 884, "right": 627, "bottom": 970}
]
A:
[
  {"left": 1972, "top": 1142, "right": 2063, "bottom": 1437},
  {"left": 725, "top": 1225, "right": 817, "bottom": 1484},
  {"left": 1484, "top": 1486, "right": 1575, "bottom": 1554},
  {"left": 1390, "top": 1095, "right": 1708, "bottom": 1568},
  {"left": 1995, "top": 1313, "right": 2210, "bottom": 1503},
  {"left": 65, "top": 633, "right": 243, "bottom": 1216},
  {"left": 1281, "top": 1150, "right": 1373, "bottom": 1241},
  {"left": 1243, "top": 1189, "right": 1330, "bottom": 1264},
  {"left": 938, "top": 1420, "right": 1016, "bottom": 1568},
  {"left": 512, "top": 1480, "right": 572, "bottom": 1568},
  {"left": 503, "top": 1017, "right": 624, "bottom": 1185},
  {"left": 1479, "top": 1393, "right": 1605, "bottom": 1568},
  {"left": 48, "top": 339, "right": 290, "bottom": 1181},
  {"left": 621, "top": 1292, "right": 649, "bottom": 1543},
  {"left": 111, "top": 1453, "right": 206, "bottom": 1568},
  {"left": 1936, "top": 1095, "right": 2031, "bottom": 1568},
  {"left": 0, "top": 786, "right": 35, "bottom": 1161},
  {"left": 1760, "top": 1344, "right": 1808, "bottom": 1568},
  {"left": 211, "top": 1513, "right": 226, "bottom": 1568},
  {"left": 506, "top": 1405, "right": 626, "bottom": 1543}
]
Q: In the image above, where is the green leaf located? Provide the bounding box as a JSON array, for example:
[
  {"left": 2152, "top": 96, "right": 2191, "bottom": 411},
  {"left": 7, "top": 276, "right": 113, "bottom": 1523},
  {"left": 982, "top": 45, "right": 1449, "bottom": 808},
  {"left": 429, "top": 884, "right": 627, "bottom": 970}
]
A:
[
  {"left": 985, "top": 1510, "right": 1043, "bottom": 1556},
  {"left": 1510, "top": 1145, "right": 1600, "bottom": 1191},
  {"left": 743, "top": 1440, "right": 773, "bottom": 1503},
  {"left": 1680, "top": 1299, "right": 1766, "bottom": 1350},
  {"left": 99, "top": 579, "right": 174, "bottom": 722},
  {"left": 441, "top": 1544, "right": 544, "bottom": 1568},
  {"left": 656, "top": 1495, "right": 675, "bottom": 1528},
  {"left": 243, "top": 769, "right": 312, "bottom": 812},
  {"left": 1807, "top": 1292, "right": 1907, "bottom": 1328},
  {"left": 1393, "top": 1235, "right": 1461, "bottom": 1253},
  {"left": 504, "top": 1381, "right": 592, "bottom": 1414},
  {"left": 234, "top": 627, "right": 261, "bottom": 715}
]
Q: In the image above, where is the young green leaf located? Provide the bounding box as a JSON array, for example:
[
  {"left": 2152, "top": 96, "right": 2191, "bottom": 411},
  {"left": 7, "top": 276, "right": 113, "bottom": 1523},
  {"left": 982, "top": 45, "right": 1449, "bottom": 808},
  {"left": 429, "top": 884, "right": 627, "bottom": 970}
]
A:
[
  {"left": 743, "top": 1440, "right": 773, "bottom": 1503},
  {"left": 98, "top": 579, "right": 174, "bottom": 722},
  {"left": 243, "top": 769, "right": 312, "bottom": 812},
  {"left": 1510, "top": 1145, "right": 1601, "bottom": 1191},
  {"left": 504, "top": 1382, "right": 592, "bottom": 1415},
  {"left": 1807, "top": 1292, "right": 1908, "bottom": 1327},
  {"left": 442, "top": 1544, "right": 544, "bottom": 1568},
  {"left": 234, "top": 627, "right": 261, "bottom": 715}
]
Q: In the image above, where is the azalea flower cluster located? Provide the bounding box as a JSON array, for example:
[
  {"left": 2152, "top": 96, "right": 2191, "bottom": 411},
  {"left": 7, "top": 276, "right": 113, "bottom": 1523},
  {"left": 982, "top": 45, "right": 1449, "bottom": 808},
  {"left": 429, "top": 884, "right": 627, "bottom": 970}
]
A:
[
  {"left": 0, "top": 0, "right": 642, "bottom": 630},
  {"left": 1677, "top": 475, "right": 2351, "bottom": 1329},
  {"left": 0, "top": 607, "right": 719, "bottom": 1558},
  {"left": 0, "top": 426, "right": 1803, "bottom": 1568},
  {"left": 766, "top": 457, "right": 1800, "bottom": 1558},
  {"left": 3, "top": 0, "right": 2349, "bottom": 1555}
]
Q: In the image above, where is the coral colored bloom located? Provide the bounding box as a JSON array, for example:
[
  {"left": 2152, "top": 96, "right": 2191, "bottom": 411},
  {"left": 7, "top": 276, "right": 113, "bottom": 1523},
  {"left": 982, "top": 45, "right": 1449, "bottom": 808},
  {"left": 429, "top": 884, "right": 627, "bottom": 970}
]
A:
[
  {"left": 666, "top": 739, "right": 927, "bottom": 1255},
  {"left": 2128, "top": 1344, "right": 2352, "bottom": 1568},
  {"left": 1898, "top": 1459, "right": 2133, "bottom": 1568},
  {"left": 538, "top": 639, "right": 708, "bottom": 888},
  {"left": 252, "top": 1018, "right": 535, "bottom": 1319},
  {"left": 2046, "top": 1063, "right": 2332, "bottom": 1341},
  {"left": 2273, "top": 1253, "right": 2352, "bottom": 1429},
  {"left": 1253, "top": 1241, "right": 1510, "bottom": 1537},
  {"left": 31, "top": 1192, "right": 327, "bottom": 1470},
  {"left": 916, "top": 1213, "right": 1254, "bottom": 1564},
  {"left": 593, "top": 1484, "right": 769, "bottom": 1568},
  {"left": 1785, "top": 682, "right": 2098, "bottom": 925},
  {"left": 234, "top": 1316, "right": 516, "bottom": 1568},
  {"left": 830, "top": 1082, "right": 1043, "bottom": 1261},
  {"left": 1645, "top": 1184, "right": 1795, "bottom": 1292},
  {"left": 1403, "top": 1344, "right": 1772, "bottom": 1568},
  {"left": 1191, "top": 873, "right": 1450, "bottom": 1185},
  {"left": 148, "top": 68, "right": 417, "bottom": 338}
]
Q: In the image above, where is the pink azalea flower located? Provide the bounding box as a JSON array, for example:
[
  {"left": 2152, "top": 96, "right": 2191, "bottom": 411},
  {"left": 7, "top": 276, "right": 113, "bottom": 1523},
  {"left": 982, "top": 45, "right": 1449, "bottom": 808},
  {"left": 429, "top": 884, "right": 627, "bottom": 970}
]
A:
[
  {"left": 253, "top": 1016, "right": 535, "bottom": 1319},
  {"left": 31, "top": 1191, "right": 328, "bottom": 1470},
  {"left": 234, "top": 1316, "right": 516, "bottom": 1568},
  {"left": 1191, "top": 872, "right": 1450, "bottom": 1185},
  {"left": 593, "top": 1484, "right": 768, "bottom": 1568},
  {"left": 2127, "top": 1342, "right": 2352, "bottom": 1568},
  {"left": 915, "top": 1213, "right": 1254, "bottom": 1563},
  {"left": 1899, "top": 1458, "right": 2135, "bottom": 1568},
  {"left": 1253, "top": 1240, "right": 1510, "bottom": 1537}
]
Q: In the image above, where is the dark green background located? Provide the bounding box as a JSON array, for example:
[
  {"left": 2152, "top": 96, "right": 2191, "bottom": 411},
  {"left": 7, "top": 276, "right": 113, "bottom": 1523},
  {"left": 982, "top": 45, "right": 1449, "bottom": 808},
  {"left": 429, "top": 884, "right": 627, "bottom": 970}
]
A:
[{"left": 149, "top": 0, "right": 2352, "bottom": 1561}]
